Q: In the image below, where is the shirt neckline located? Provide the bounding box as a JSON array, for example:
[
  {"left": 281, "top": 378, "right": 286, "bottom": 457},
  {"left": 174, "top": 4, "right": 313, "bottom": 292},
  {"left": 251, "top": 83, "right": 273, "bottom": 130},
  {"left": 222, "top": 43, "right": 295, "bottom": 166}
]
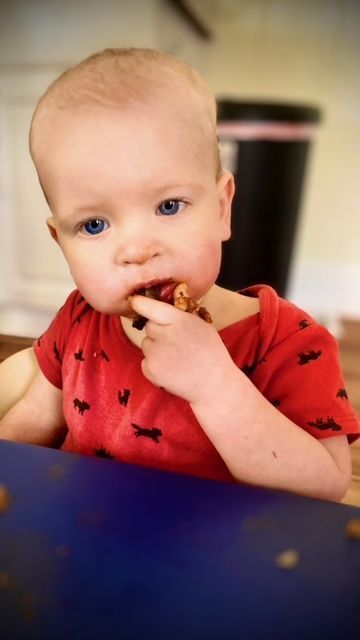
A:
[{"left": 110, "top": 284, "right": 279, "bottom": 354}]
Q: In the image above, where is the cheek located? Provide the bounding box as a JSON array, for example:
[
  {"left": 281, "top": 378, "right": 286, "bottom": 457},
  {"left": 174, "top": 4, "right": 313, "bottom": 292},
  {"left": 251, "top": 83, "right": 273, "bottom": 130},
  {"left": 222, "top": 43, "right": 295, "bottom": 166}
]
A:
[
  {"left": 195, "top": 237, "right": 222, "bottom": 265},
  {"left": 60, "top": 246, "right": 85, "bottom": 275},
  {"left": 65, "top": 259, "right": 120, "bottom": 313},
  {"left": 59, "top": 244, "right": 103, "bottom": 290},
  {"left": 71, "top": 262, "right": 106, "bottom": 296},
  {"left": 183, "top": 237, "right": 222, "bottom": 288}
]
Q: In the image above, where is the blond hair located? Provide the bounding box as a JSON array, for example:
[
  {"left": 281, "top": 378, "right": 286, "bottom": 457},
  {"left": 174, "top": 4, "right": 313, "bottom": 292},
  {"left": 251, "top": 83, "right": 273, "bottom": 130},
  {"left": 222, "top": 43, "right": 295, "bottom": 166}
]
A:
[{"left": 30, "top": 47, "right": 221, "bottom": 175}]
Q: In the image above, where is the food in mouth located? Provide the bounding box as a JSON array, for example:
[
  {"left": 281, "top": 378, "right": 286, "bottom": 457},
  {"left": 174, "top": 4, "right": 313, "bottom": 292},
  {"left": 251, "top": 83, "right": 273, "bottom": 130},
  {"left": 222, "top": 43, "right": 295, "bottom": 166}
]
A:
[{"left": 131, "top": 282, "right": 212, "bottom": 330}]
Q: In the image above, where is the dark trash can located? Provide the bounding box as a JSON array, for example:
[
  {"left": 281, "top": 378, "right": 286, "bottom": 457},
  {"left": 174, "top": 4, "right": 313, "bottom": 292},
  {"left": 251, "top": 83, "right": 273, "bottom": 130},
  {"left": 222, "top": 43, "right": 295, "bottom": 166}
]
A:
[{"left": 216, "top": 101, "right": 322, "bottom": 296}]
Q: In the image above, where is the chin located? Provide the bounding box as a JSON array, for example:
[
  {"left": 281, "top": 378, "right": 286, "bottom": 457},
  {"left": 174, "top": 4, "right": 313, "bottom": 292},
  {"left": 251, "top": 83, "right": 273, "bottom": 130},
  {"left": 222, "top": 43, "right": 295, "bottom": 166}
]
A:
[{"left": 81, "top": 296, "right": 127, "bottom": 317}]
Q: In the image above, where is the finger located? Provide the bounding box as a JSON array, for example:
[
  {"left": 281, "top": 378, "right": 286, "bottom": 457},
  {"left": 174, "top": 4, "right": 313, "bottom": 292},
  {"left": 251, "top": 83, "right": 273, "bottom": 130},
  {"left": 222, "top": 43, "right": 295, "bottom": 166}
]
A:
[
  {"left": 129, "top": 295, "right": 179, "bottom": 326},
  {"left": 141, "top": 357, "right": 157, "bottom": 386},
  {"left": 141, "top": 335, "right": 154, "bottom": 356}
]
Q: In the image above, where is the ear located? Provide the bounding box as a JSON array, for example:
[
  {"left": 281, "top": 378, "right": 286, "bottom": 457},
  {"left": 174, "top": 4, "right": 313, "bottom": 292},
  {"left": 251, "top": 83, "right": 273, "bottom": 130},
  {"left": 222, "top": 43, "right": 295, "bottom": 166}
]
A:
[
  {"left": 216, "top": 170, "right": 235, "bottom": 241},
  {"left": 46, "top": 217, "right": 59, "bottom": 244}
]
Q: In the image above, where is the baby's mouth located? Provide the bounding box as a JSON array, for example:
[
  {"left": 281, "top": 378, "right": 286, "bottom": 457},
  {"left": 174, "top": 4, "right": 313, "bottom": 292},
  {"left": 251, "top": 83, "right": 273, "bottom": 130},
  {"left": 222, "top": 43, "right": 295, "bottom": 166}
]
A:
[
  {"left": 129, "top": 280, "right": 212, "bottom": 330},
  {"left": 131, "top": 280, "right": 177, "bottom": 304},
  {"left": 129, "top": 280, "right": 178, "bottom": 330}
]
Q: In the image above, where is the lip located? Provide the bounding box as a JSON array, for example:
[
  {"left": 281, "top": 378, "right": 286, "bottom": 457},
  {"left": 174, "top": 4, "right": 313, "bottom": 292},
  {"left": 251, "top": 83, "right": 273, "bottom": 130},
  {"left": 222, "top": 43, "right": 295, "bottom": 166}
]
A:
[{"left": 129, "top": 278, "right": 175, "bottom": 297}]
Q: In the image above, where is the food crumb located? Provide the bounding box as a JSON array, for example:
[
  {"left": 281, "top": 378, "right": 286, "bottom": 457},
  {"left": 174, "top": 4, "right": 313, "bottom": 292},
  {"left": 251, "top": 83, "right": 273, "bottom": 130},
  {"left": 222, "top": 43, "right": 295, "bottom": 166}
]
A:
[
  {"left": 20, "top": 591, "right": 38, "bottom": 620},
  {"left": 0, "top": 571, "right": 13, "bottom": 590},
  {"left": 55, "top": 544, "right": 70, "bottom": 559},
  {"left": 345, "top": 518, "right": 360, "bottom": 541},
  {"left": 48, "top": 464, "right": 66, "bottom": 480},
  {"left": 275, "top": 548, "right": 300, "bottom": 570},
  {"left": 0, "top": 483, "right": 12, "bottom": 515}
]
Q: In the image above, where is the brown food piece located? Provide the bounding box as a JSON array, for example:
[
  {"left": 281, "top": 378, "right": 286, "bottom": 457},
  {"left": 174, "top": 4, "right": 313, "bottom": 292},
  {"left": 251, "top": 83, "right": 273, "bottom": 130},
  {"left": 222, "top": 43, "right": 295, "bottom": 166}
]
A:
[
  {"left": 198, "top": 306, "right": 213, "bottom": 323},
  {"left": 275, "top": 548, "right": 300, "bottom": 570},
  {"left": 173, "top": 283, "right": 212, "bottom": 323},
  {"left": 132, "top": 286, "right": 162, "bottom": 330},
  {"left": 174, "top": 296, "right": 198, "bottom": 313},
  {"left": 0, "top": 483, "right": 12, "bottom": 515},
  {"left": 345, "top": 518, "right": 360, "bottom": 540},
  {"left": 0, "top": 571, "right": 13, "bottom": 590},
  {"left": 55, "top": 545, "right": 71, "bottom": 559},
  {"left": 48, "top": 464, "right": 66, "bottom": 480},
  {"left": 131, "top": 281, "right": 212, "bottom": 330},
  {"left": 132, "top": 315, "right": 148, "bottom": 331}
]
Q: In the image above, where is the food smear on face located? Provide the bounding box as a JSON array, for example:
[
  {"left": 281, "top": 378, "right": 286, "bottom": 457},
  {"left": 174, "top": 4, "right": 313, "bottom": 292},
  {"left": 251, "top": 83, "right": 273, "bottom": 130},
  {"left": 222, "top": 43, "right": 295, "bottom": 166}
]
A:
[{"left": 131, "top": 281, "right": 212, "bottom": 330}]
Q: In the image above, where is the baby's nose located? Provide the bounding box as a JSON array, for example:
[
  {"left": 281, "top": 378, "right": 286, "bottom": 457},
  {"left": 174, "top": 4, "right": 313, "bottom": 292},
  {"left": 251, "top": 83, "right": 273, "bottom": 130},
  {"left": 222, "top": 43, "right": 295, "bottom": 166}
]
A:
[{"left": 115, "top": 242, "right": 160, "bottom": 266}]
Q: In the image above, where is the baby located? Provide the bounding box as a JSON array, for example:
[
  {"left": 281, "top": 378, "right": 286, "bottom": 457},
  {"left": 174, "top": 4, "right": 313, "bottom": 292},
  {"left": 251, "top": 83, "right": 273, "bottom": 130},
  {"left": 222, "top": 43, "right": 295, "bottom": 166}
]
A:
[{"left": 0, "top": 48, "right": 359, "bottom": 501}]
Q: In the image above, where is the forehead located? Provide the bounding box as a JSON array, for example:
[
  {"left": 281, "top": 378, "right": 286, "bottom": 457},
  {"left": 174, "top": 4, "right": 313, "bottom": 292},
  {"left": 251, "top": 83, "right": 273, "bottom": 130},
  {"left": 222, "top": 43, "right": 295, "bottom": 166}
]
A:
[
  {"left": 36, "top": 94, "right": 210, "bottom": 155},
  {"left": 33, "top": 103, "right": 215, "bottom": 204}
]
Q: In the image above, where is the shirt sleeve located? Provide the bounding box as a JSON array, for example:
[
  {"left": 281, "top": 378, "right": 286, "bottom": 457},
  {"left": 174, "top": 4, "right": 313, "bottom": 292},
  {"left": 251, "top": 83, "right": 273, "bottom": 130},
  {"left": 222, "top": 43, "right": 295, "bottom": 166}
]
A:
[
  {"left": 252, "top": 318, "right": 360, "bottom": 443},
  {"left": 33, "top": 290, "right": 84, "bottom": 389}
]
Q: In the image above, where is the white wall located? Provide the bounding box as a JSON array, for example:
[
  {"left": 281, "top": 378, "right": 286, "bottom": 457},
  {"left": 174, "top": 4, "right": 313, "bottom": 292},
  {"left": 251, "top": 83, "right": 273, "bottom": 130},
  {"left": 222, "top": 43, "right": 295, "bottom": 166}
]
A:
[
  {"left": 205, "top": 0, "right": 360, "bottom": 319},
  {"left": 0, "top": 0, "right": 158, "bottom": 65}
]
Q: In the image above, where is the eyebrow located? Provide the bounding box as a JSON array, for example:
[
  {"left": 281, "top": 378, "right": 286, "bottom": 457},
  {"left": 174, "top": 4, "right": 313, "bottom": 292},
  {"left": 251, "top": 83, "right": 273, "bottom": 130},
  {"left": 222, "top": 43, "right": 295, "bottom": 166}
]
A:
[
  {"left": 58, "top": 204, "right": 107, "bottom": 221},
  {"left": 57, "top": 181, "right": 206, "bottom": 224},
  {"left": 145, "top": 182, "right": 207, "bottom": 200}
]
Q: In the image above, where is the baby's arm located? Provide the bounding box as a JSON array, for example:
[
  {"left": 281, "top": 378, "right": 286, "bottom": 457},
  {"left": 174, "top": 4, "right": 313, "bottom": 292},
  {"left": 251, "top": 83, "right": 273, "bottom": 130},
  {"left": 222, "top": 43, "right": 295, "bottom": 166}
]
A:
[
  {"left": 130, "top": 293, "right": 355, "bottom": 502},
  {"left": 190, "top": 373, "right": 352, "bottom": 502},
  {"left": 0, "top": 349, "right": 66, "bottom": 446},
  {"left": 0, "top": 348, "right": 38, "bottom": 419}
]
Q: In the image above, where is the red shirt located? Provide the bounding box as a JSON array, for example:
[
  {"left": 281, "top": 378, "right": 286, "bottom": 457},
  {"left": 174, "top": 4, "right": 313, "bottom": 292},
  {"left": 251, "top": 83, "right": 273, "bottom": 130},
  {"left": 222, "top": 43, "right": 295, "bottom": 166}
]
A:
[{"left": 34, "top": 285, "right": 360, "bottom": 481}]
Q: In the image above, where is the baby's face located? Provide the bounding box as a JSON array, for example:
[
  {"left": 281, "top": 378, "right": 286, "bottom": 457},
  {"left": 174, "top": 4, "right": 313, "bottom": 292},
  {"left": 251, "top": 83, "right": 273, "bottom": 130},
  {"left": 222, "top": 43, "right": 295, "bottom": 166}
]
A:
[{"left": 37, "top": 104, "right": 233, "bottom": 317}]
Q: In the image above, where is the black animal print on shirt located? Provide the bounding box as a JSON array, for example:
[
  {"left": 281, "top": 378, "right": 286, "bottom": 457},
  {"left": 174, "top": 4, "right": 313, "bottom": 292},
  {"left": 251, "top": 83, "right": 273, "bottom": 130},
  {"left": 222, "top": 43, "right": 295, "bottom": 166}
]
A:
[
  {"left": 53, "top": 341, "right": 62, "bottom": 363},
  {"left": 299, "top": 319, "right": 311, "bottom": 330},
  {"left": 93, "top": 349, "right": 110, "bottom": 362},
  {"left": 118, "top": 389, "right": 131, "bottom": 407},
  {"left": 297, "top": 350, "right": 322, "bottom": 365},
  {"left": 241, "top": 357, "right": 266, "bottom": 377},
  {"left": 336, "top": 388, "right": 348, "bottom": 399},
  {"left": 131, "top": 423, "right": 162, "bottom": 443},
  {"left": 73, "top": 398, "right": 90, "bottom": 415},
  {"left": 308, "top": 416, "right": 342, "bottom": 432},
  {"left": 76, "top": 307, "right": 91, "bottom": 323},
  {"left": 95, "top": 447, "right": 115, "bottom": 459}
]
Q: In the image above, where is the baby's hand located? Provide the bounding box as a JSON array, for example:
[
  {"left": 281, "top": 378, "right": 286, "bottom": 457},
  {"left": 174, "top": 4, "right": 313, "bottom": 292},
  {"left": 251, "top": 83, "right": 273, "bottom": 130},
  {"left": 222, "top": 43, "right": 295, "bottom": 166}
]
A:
[{"left": 129, "top": 294, "right": 235, "bottom": 404}]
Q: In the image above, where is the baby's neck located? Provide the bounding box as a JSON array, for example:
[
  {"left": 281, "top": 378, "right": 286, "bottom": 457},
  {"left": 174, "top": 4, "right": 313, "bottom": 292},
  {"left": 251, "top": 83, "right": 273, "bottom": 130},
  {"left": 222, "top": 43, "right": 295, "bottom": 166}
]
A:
[{"left": 201, "top": 285, "right": 259, "bottom": 331}]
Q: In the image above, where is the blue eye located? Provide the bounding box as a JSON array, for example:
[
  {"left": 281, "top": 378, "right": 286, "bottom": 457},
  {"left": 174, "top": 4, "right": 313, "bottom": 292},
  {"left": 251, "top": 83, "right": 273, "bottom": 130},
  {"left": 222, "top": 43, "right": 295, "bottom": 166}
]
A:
[
  {"left": 83, "top": 219, "right": 108, "bottom": 235},
  {"left": 158, "top": 200, "right": 185, "bottom": 216}
]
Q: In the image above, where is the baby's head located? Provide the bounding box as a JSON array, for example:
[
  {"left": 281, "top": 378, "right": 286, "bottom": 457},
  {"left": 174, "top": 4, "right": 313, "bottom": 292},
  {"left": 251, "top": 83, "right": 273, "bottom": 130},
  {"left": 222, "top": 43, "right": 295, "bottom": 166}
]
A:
[
  {"left": 29, "top": 48, "right": 234, "bottom": 318},
  {"left": 30, "top": 47, "right": 221, "bottom": 185}
]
